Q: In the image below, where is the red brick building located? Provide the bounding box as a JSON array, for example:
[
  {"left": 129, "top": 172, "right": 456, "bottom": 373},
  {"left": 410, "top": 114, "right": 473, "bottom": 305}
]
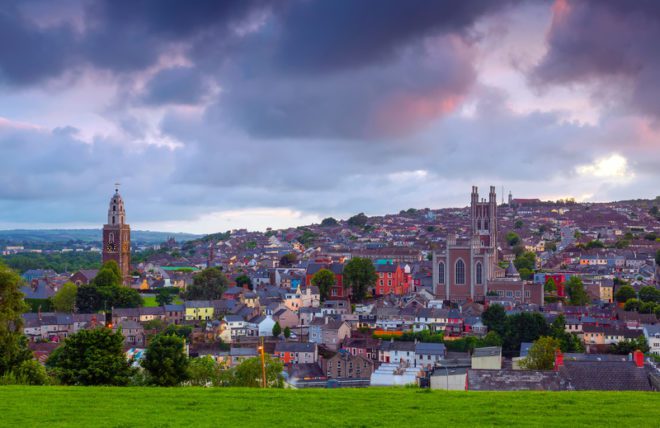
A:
[
  {"left": 306, "top": 261, "right": 347, "bottom": 299},
  {"left": 102, "top": 185, "right": 131, "bottom": 284},
  {"left": 374, "top": 262, "right": 411, "bottom": 296}
]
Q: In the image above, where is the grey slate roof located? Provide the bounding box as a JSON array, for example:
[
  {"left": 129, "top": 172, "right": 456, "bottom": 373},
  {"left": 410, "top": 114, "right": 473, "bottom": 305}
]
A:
[
  {"left": 275, "top": 342, "right": 317, "bottom": 353},
  {"left": 415, "top": 342, "right": 446, "bottom": 356},
  {"left": 560, "top": 361, "right": 652, "bottom": 391},
  {"left": 472, "top": 346, "right": 501, "bottom": 358},
  {"left": 467, "top": 369, "right": 568, "bottom": 391}
]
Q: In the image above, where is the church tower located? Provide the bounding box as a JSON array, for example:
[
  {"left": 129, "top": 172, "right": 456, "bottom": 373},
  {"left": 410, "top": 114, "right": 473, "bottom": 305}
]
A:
[{"left": 102, "top": 185, "right": 131, "bottom": 284}]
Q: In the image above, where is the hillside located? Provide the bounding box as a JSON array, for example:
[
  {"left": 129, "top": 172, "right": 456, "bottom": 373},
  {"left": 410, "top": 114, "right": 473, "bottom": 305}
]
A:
[
  {"left": 0, "top": 229, "right": 201, "bottom": 246},
  {"left": 0, "top": 387, "right": 658, "bottom": 427}
]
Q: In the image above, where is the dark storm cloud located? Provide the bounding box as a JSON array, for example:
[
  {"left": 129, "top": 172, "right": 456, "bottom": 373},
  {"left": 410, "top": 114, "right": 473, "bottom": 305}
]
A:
[
  {"left": 141, "top": 67, "right": 210, "bottom": 105},
  {"left": 532, "top": 0, "right": 660, "bottom": 117}
]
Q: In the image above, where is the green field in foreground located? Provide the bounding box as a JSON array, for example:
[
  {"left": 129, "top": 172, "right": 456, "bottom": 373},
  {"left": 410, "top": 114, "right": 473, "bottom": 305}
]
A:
[{"left": 1, "top": 387, "right": 659, "bottom": 427}]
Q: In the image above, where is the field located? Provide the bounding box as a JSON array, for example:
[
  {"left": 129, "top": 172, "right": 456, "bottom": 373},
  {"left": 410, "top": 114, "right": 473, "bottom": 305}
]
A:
[
  {"left": 142, "top": 295, "right": 183, "bottom": 307},
  {"left": 1, "top": 387, "right": 659, "bottom": 427}
]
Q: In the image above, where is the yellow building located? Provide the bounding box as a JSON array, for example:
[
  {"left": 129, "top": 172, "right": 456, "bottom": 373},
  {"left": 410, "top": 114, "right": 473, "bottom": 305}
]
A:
[{"left": 185, "top": 301, "right": 214, "bottom": 321}]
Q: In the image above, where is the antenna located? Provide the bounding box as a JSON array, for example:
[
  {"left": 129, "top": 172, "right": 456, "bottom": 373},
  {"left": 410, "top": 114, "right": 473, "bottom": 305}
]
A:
[{"left": 114, "top": 182, "right": 120, "bottom": 193}]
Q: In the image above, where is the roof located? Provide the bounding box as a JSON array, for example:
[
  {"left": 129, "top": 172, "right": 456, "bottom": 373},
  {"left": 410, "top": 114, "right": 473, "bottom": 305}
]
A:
[
  {"left": 560, "top": 361, "right": 652, "bottom": 391},
  {"left": 275, "top": 342, "right": 317, "bottom": 353},
  {"left": 472, "top": 347, "right": 502, "bottom": 358},
  {"left": 415, "top": 342, "right": 446, "bottom": 356},
  {"left": 467, "top": 369, "right": 568, "bottom": 391}
]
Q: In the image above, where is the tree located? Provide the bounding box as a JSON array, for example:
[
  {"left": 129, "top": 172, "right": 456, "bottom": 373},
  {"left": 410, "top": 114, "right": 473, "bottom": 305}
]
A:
[
  {"left": 610, "top": 335, "right": 650, "bottom": 354},
  {"left": 272, "top": 321, "right": 282, "bottom": 337},
  {"left": 224, "top": 355, "right": 284, "bottom": 388},
  {"left": 347, "top": 212, "right": 368, "bottom": 228},
  {"left": 320, "top": 217, "right": 338, "bottom": 227},
  {"left": 51, "top": 282, "right": 77, "bottom": 312},
  {"left": 142, "top": 334, "right": 189, "bottom": 386},
  {"left": 92, "top": 261, "right": 122, "bottom": 288},
  {"left": 565, "top": 276, "right": 589, "bottom": 306},
  {"left": 311, "top": 268, "right": 336, "bottom": 301},
  {"left": 615, "top": 285, "right": 637, "bottom": 303},
  {"left": 549, "top": 315, "right": 584, "bottom": 353},
  {"left": 283, "top": 326, "right": 291, "bottom": 339},
  {"left": 638, "top": 286, "right": 660, "bottom": 303},
  {"left": 47, "top": 327, "right": 133, "bottom": 385},
  {"left": 111, "top": 286, "right": 143, "bottom": 308},
  {"left": 279, "top": 253, "right": 297, "bottom": 267},
  {"left": 8, "top": 359, "right": 50, "bottom": 385},
  {"left": 156, "top": 288, "right": 174, "bottom": 306},
  {"left": 187, "top": 355, "right": 224, "bottom": 386},
  {"left": 520, "top": 337, "right": 561, "bottom": 370},
  {"left": 656, "top": 249, "right": 660, "bottom": 266},
  {"left": 545, "top": 241, "right": 557, "bottom": 252},
  {"left": 639, "top": 301, "right": 657, "bottom": 314},
  {"left": 482, "top": 304, "right": 507, "bottom": 338},
  {"left": 514, "top": 251, "right": 536, "bottom": 272},
  {"left": 544, "top": 278, "right": 557, "bottom": 294},
  {"left": 235, "top": 274, "right": 253, "bottom": 290},
  {"left": 506, "top": 231, "right": 521, "bottom": 246},
  {"left": 0, "top": 262, "right": 32, "bottom": 378},
  {"left": 518, "top": 268, "right": 533, "bottom": 281},
  {"left": 75, "top": 285, "right": 104, "bottom": 312},
  {"left": 184, "top": 267, "right": 229, "bottom": 300},
  {"left": 343, "top": 257, "right": 378, "bottom": 302},
  {"left": 514, "top": 220, "right": 524, "bottom": 229},
  {"left": 624, "top": 298, "right": 642, "bottom": 312},
  {"left": 503, "top": 312, "right": 548, "bottom": 353}
]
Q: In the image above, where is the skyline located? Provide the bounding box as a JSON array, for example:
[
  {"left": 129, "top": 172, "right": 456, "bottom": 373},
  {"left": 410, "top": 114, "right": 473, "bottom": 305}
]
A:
[{"left": 1, "top": 0, "right": 660, "bottom": 233}]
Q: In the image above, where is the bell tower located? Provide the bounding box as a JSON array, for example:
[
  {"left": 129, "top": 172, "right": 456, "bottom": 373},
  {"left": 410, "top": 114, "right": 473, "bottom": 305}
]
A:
[{"left": 102, "top": 184, "right": 131, "bottom": 284}]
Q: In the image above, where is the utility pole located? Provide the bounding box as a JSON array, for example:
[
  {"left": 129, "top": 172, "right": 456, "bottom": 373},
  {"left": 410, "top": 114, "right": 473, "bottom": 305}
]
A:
[{"left": 259, "top": 336, "right": 267, "bottom": 388}]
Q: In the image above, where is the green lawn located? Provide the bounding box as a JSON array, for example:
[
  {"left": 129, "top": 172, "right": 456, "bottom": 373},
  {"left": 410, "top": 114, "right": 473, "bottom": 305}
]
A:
[
  {"left": 0, "top": 387, "right": 658, "bottom": 427},
  {"left": 142, "top": 296, "right": 183, "bottom": 307}
]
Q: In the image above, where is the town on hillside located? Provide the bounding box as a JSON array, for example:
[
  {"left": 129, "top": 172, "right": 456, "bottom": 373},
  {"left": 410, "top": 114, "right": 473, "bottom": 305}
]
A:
[{"left": 9, "top": 185, "right": 660, "bottom": 391}]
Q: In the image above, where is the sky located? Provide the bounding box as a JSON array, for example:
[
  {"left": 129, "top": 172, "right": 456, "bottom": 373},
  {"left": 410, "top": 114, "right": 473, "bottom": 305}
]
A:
[{"left": 1, "top": 0, "right": 659, "bottom": 234}]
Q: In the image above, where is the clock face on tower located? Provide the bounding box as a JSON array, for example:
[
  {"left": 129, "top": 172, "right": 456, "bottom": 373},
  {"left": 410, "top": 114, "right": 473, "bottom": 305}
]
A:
[{"left": 106, "top": 242, "right": 118, "bottom": 252}]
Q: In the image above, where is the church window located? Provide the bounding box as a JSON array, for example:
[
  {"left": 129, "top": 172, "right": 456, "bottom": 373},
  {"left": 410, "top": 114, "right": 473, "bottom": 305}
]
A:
[
  {"left": 438, "top": 262, "right": 445, "bottom": 284},
  {"left": 476, "top": 262, "right": 483, "bottom": 285},
  {"left": 455, "top": 260, "right": 465, "bottom": 285}
]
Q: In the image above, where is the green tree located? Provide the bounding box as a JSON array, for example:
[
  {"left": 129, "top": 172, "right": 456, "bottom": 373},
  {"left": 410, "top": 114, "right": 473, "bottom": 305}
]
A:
[
  {"left": 8, "top": 359, "right": 50, "bottom": 385},
  {"left": 0, "top": 262, "right": 32, "bottom": 377},
  {"left": 518, "top": 268, "right": 533, "bottom": 281},
  {"left": 624, "top": 298, "right": 642, "bottom": 312},
  {"left": 656, "top": 249, "right": 660, "bottom": 266},
  {"left": 638, "top": 286, "right": 660, "bottom": 303},
  {"left": 272, "top": 321, "right": 282, "bottom": 337},
  {"left": 184, "top": 267, "right": 229, "bottom": 300},
  {"left": 549, "top": 315, "right": 584, "bottom": 353},
  {"left": 75, "top": 285, "right": 104, "bottom": 312},
  {"left": 506, "top": 231, "right": 521, "bottom": 246},
  {"left": 279, "top": 253, "right": 297, "bottom": 267},
  {"left": 187, "top": 355, "right": 224, "bottom": 386},
  {"left": 347, "top": 213, "right": 368, "bottom": 228},
  {"left": 615, "top": 285, "right": 637, "bottom": 303},
  {"left": 482, "top": 304, "right": 507, "bottom": 338},
  {"left": 514, "top": 251, "right": 536, "bottom": 272},
  {"left": 514, "top": 220, "right": 524, "bottom": 229},
  {"left": 639, "top": 301, "right": 657, "bottom": 314},
  {"left": 320, "top": 217, "right": 338, "bottom": 227},
  {"left": 311, "top": 268, "right": 336, "bottom": 301},
  {"left": 544, "top": 278, "right": 557, "bottom": 294},
  {"left": 545, "top": 241, "right": 557, "bottom": 252},
  {"left": 565, "top": 276, "right": 590, "bottom": 306},
  {"left": 92, "top": 261, "right": 122, "bottom": 288},
  {"left": 235, "top": 275, "right": 253, "bottom": 290},
  {"left": 225, "top": 355, "right": 283, "bottom": 388},
  {"left": 111, "top": 286, "right": 143, "bottom": 308},
  {"left": 343, "top": 257, "right": 378, "bottom": 302},
  {"left": 142, "top": 334, "right": 189, "bottom": 386},
  {"left": 520, "top": 336, "right": 561, "bottom": 370},
  {"left": 51, "top": 282, "right": 78, "bottom": 312},
  {"left": 503, "top": 312, "right": 548, "bottom": 353},
  {"left": 610, "top": 335, "right": 650, "bottom": 354},
  {"left": 47, "top": 327, "right": 133, "bottom": 385},
  {"left": 283, "top": 326, "right": 291, "bottom": 339},
  {"left": 156, "top": 288, "right": 174, "bottom": 306}
]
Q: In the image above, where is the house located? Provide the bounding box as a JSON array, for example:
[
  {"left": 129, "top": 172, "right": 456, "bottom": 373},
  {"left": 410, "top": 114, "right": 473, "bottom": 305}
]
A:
[
  {"left": 274, "top": 342, "right": 318, "bottom": 365},
  {"left": 70, "top": 269, "right": 99, "bottom": 286},
  {"left": 415, "top": 342, "right": 446, "bottom": 368},
  {"left": 558, "top": 353, "right": 653, "bottom": 391},
  {"left": 214, "top": 347, "right": 259, "bottom": 367},
  {"left": 471, "top": 347, "right": 502, "bottom": 369},
  {"left": 306, "top": 262, "right": 347, "bottom": 299},
  {"left": 379, "top": 340, "right": 416, "bottom": 365},
  {"left": 164, "top": 304, "right": 185, "bottom": 325},
  {"left": 341, "top": 337, "right": 380, "bottom": 362},
  {"left": 224, "top": 315, "right": 249, "bottom": 339},
  {"left": 322, "top": 349, "right": 374, "bottom": 380},
  {"left": 430, "top": 367, "right": 468, "bottom": 390},
  {"left": 374, "top": 262, "right": 410, "bottom": 296},
  {"left": 272, "top": 308, "right": 299, "bottom": 330},
  {"left": 321, "top": 299, "right": 351, "bottom": 315},
  {"left": 250, "top": 314, "right": 276, "bottom": 337},
  {"left": 113, "top": 320, "right": 145, "bottom": 347},
  {"left": 308, "top": 317, "right": 351, "bottom": 350},
  {"left": 185, "top": 301, "right": 214, "bottom": 321},
  {"left": 642, "top": 324, "right": 660, "bottom": 355}
]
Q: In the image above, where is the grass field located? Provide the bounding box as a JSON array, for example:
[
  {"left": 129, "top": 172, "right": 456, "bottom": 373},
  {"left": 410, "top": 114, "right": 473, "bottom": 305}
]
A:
[
  {"left": 142, "top": 296, "right": 183, "bottom": 307},
  {"left": 0, "top": 387, "right": 658, "bottom": 427}
]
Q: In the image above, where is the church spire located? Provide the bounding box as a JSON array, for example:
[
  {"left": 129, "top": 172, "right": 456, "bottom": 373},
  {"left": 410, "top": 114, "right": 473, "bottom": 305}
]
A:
[{"left": 107, "top": 185, "right": 126, "bottom": 226}]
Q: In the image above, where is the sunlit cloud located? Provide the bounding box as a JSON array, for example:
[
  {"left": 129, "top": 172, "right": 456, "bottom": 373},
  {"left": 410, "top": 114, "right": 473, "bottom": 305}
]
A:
[{"left": 576, "top": 154, "right": 632, "bottom": 179}]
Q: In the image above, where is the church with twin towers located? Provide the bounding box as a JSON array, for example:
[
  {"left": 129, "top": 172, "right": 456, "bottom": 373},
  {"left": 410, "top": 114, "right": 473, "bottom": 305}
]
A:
[{"left": 432, "top": 186, "right": 543, "bottom": 305}]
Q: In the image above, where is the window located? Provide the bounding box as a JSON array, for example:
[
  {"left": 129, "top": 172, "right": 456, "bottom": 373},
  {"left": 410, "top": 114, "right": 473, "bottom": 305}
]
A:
[
  {"left": 476, "top": 262, "right": 483, "bottom": 285},
  {"left": 515, "top": 291, "right": 521, "bottom": 297},
  {"left": 388, "top": 280, "right": 392, "bottom": 286},
  {"left": 506, "top": 291, "right": 513, "bottom": 297},
  {"left": 525, "top": 291, "right": 530, "bottom": 298},
  {"left": 380, "top": 280, "right": 384, "bottom": 286},
  {"left": 388, "top": 273, "right": 392, "bottom": 278},
  {"left": 455, "top": 260, "right": 465, "bottom": 284},
  {"left": 438, "top": 262, "right": 445, "bottom": 284}
]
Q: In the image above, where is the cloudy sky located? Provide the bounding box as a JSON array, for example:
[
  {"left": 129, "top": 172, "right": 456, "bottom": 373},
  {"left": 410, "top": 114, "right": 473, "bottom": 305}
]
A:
[{"left": 1, "top": 0, "right": 659, "bottom": 233}]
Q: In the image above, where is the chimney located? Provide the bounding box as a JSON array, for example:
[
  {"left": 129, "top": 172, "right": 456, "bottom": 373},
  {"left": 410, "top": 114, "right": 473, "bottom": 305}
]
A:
[
  {"left": 554, "top": 349, "right": 564, "bottom": 371},
  {"left": 633, "top": 350, "right": 644, "bottom": 368}
]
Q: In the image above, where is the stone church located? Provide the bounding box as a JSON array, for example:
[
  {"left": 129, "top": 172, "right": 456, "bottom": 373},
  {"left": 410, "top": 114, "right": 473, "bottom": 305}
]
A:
[{"left": 102, "top": 186, "right": 131, "bottom": 284}]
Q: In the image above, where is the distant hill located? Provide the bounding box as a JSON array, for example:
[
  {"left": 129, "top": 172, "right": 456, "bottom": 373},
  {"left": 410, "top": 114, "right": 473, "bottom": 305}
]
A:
[{"left": 0, "top": 229, "right": 201, "bottom": 245}]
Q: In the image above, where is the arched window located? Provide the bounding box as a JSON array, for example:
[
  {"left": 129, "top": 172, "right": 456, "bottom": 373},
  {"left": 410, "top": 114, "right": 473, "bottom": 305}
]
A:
[
  {"left": 476, "top": 262, "right": 483, "bottom": 285},
  {"left": 455, "top": 259, "right": 465, "bottom": 285},
  {"left": 438, "top": 262, "right": 445, "bottom": 284}
]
